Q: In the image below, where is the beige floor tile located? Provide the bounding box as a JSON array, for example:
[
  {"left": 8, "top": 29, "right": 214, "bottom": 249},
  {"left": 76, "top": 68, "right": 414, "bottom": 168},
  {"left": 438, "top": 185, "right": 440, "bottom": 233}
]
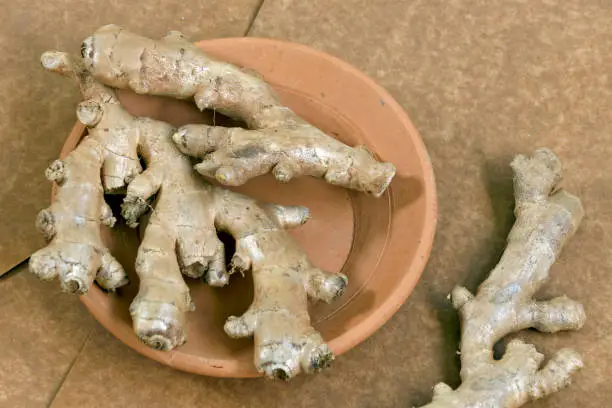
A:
[{"left": 0, "top": 265, "right": 96, "bottom": 408}]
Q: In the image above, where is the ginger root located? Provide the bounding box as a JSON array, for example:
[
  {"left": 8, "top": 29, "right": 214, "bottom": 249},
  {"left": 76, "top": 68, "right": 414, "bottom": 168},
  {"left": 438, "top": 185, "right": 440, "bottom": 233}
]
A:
[
  {"left": 33, "top": 49, "right": 347, "bottom": 378},
  {"left": 421, "top": 149, "right": 586, "bottom": 408},
  {"left": 79, "top": 24, "right": 396, "bottom": 196},
  {"left": 217, "top": 190, "right": 348, "bottom": 379}
]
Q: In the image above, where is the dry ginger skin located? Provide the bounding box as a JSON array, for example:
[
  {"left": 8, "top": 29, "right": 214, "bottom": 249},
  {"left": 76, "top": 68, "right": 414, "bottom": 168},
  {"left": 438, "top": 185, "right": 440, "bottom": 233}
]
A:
[
  {"left": 421, "top": 149, "right": 586, "bottom": 408},
  {"left": 80, "top": 24, "right": 396, "bottom": 196},
  {"left": 31, "top": 52, "right": 348, "bottom": 379}
]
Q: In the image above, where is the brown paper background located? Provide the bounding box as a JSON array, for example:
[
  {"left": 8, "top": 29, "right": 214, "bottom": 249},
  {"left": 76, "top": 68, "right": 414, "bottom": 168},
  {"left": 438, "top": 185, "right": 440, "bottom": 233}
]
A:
[{"left": 2, "top": 1, "right": 611, "bottom": 407}]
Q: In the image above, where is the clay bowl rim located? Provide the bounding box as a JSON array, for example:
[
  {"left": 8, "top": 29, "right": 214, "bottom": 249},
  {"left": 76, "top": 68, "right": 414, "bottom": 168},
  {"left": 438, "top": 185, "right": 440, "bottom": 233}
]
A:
[{"left": 52, "top": 37, "right": 438, "bottom": 378}]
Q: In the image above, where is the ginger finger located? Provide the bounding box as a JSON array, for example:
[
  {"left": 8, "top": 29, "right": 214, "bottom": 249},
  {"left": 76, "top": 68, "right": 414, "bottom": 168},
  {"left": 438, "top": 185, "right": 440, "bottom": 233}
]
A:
[
  {"left": 214, "top": 189, "right": 348, "bottom": 379},
  {"left": 130, "top": 221, "right": 193, "bottom": 350},
  {"left": 80, "top": 24, "right": 288, "bottom": 127},
  {"left": 29, "top": 137, "right": 128, "bottom": 293},
  {"left": 173, "top": 124, "right": 396, "bottom": 196}
]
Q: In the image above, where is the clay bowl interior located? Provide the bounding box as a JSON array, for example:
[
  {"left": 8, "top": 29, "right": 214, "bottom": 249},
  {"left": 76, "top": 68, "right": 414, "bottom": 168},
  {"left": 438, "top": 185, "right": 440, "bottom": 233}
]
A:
[{"left": 59, "top": 38, "right": 437, "bottom": 377}]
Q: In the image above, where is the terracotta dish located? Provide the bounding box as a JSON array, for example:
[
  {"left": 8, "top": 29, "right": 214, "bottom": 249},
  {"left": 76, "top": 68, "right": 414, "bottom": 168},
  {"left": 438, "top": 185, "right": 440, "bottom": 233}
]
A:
[{"left": 53, "top": 38, "right": 437, "bottom": 377}]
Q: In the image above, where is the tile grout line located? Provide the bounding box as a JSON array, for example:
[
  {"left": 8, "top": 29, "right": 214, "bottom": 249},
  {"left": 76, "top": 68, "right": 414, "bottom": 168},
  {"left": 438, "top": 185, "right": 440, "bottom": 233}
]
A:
[
  {"left": 243, "top": 0, "right": 266, "bottom": 37},
  {"left": 46, "top": 328, "right": 95, "bottom": 408},
  {"left": 0, "top": 257, "right": 29, "bottom": 282}
]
